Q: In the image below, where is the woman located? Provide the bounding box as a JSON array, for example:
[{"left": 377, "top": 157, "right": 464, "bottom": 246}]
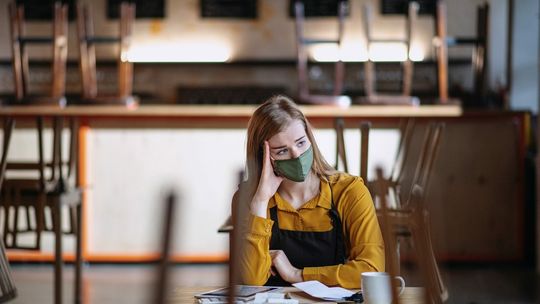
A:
[{"left": 233, "top": 95, "right": 384, "bottom": 288}]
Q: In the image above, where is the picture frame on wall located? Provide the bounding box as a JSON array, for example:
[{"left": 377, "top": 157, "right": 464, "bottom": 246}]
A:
[
  {"left": 200, "top": 0, "right": 257, "bottom": 19},
  {"left": 107, "top": 0, "right": 165, "bottom": 19},
  {"left": 15, "top": 0, "right": 76, "bottom": 20},
  {"left": 288, "top": 0, "right": 350, "bottom": 18},
  {"left": 381, "top": 0, "right": 436, "bottom": 15}
]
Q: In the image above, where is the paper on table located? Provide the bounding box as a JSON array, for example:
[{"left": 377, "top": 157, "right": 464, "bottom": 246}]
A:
[{"left": 292, "top": 281, "right": 355, "bottom": 300}]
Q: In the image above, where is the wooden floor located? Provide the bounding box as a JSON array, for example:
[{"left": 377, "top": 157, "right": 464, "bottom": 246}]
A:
[{"left": 7, "top": 263, "right": 540, "bottom": 303}]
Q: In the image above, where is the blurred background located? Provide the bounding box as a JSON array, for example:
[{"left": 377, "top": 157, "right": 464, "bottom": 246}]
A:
[{"left": 0, "top": 0, "right": 538, "bottom": 303}]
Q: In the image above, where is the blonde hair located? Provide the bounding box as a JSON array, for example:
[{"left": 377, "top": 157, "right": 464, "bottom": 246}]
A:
[{"left": 244, "top": 95, "right": 335, "bottom": 193}]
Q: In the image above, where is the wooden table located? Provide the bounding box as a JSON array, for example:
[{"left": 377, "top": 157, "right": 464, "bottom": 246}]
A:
[{"left": 171, "top": 286, "right": 427, "bottom": 303}]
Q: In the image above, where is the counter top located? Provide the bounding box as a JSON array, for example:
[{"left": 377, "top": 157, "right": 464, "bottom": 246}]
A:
[{"left": 0, "top": 104, "right": 463, "bottom": 118}]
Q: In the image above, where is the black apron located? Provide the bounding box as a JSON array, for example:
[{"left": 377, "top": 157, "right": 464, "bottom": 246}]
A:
[{"left": 265, "top": 186, "right": 347, "bottom": 286}]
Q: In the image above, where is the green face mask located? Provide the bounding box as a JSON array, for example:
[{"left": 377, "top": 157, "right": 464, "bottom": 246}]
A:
[{"left": 273, "top": 146, "right": 314, "bottom": 182}]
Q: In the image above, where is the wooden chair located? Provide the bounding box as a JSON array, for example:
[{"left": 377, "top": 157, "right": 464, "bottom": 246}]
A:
[
  {"left": 76, "top": 2, "right": 137, "bottom": 106},
  {"left": 1, "top": 117, "right": 83, "bottom": 304},
  {"left": 372, "top": 123, "right": 447, "bottom": 303},
  {"left": 434, "top": 1, "right": 489, "bottom": 103},
  {"left": 358, "top": 2, "right": 420, "bottom": 106},
  {"left": 0, "top": 118, "right": 18, "bottom": 303},
  {"left": 334, "top": 118, "right": 348, "bottom": 172},
  {"left": 333, "top": 118, "right": 370, "bottom": 182},
  {"left": 294, "top": 0, "right": 351, "bottom": 107},
  {"left": 8, "top": 2, "right": 68, "bottom": 106}
]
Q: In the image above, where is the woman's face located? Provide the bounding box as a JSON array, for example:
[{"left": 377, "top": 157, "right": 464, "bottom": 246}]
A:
[{"left": 268, "top": 119, "right": 311, "bottom": 161}]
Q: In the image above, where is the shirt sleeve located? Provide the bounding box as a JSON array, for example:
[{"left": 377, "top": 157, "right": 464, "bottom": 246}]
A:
[
  {"left": 231, "top": 190, "right": 275, "bottom": 286},
  {"left": 302, "top": 178, "right": 385, "bottom": 288},
  {"left": 239, "top": 214, "right": 274, "bottom": 285}
]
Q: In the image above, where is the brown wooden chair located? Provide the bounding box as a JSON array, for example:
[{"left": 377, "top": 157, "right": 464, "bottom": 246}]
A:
[
  {"left": 333, "top": 118, "right": 370, "bottom": 182},
  {"left": 294, "top": 0, "right": 351, "bottom": 107},
  {"left": 8, "top": 2, "right": 68, "bottom": 106},
  {"left": 76, "top": 2, "right": 137, "bottom": 106},
  {"left": 1, "top": 117, "right": 83, "bottom": 304},
  {"left": 434, "top": 1, "right": 489, "bottom": 103},
  {"left": 0, "top": 118, "right": 18, "bottom": 303},
  {"left": 358, "top": 2, "right": 420, "bottom": 106},
  {"left": 333, "top": 118, "right": 349, "bottom": 172},
  {"left": 372, "top": 123, "right": 447, "bottom": 303}
]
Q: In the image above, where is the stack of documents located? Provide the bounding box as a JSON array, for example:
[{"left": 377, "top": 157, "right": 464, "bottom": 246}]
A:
[{"left": 293, "top": 280, "right": 355, "bottom": 301}]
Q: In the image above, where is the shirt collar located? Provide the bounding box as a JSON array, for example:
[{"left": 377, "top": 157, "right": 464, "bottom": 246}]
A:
[{"left": 268, "top": 178, "right": 332, "bottom": 211}]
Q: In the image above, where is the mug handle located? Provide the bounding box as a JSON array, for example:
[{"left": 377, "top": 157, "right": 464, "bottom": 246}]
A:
[{"left": 395, "top": 276, "right": 406, "bottom": 295}]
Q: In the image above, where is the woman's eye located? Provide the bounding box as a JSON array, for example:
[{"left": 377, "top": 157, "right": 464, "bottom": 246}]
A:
[
  {"left": 277, "top": 149, "right": 288, "bottom": 156},
  {"left": 297, "top": 140, "right": 306, "bottom": 147}
]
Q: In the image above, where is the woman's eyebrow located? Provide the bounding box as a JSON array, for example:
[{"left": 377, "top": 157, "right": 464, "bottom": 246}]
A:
[{"left": 270, "top": 136, "right": 306, "bottom": 150}]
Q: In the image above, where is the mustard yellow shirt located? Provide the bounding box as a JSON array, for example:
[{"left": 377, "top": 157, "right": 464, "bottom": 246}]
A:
[{"left": 239, "top": 173, "right": 384, "bottom": 288}]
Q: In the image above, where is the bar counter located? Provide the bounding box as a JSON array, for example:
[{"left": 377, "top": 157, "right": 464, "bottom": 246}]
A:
[
  {"left": 0, "top": 104, "right": 463, "bottom": 118},
  {"left": 1, "top": 104, "right": 529, "bottom": 264}
]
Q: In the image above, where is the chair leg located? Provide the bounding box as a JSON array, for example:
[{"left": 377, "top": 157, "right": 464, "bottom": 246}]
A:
[
  {"left": 12, "top": 189, "right": 20, "bottom": 248},
  {"left": 3, "top": 190, "right": 12, "bottom": 248},
  {"left": 53, "top": 203, "right": 63, "bottom": 304},
  {"left": 75, "top": 203, "right": 82, "bottom": 304}
]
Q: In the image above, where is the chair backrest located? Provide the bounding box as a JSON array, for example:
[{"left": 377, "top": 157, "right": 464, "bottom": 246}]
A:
[
  {"left": 408, "top": 185, "right": 449, "bottom": 303},
  {"left": 359, "top": 121, "right": 370, "bottom": 182},
  {"left": 334, "top": 118, "right": 348, "bottom": 172},
  {"left": 294, "top": 0, "right": 346, "bottom": 101},
  {"left": 394, "top": 122, "right": 444, "bottom": 208},
  {"left": 8, "top": 2, "right": 68, "bottom": 106},
  {"left": 76, "top": 2, "right": 136, "bottom": 105},
  {"left": 390, "top": 118, "right": 416, "bottom": 184},
  {"left": 333, "top": 119, "right": 370, "bottom": 182}
]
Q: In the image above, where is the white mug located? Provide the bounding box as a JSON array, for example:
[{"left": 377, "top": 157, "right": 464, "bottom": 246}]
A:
[{"left": 361, "top": 272, "right": 405, "bottom": 304}]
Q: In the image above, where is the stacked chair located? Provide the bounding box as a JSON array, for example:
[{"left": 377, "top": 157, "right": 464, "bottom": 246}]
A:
[
  {"left": 294, "top": 0, "right": 351, "bottom": 107},
  {"left": 359, "top": 2, "right": 420, "bottom": 105},
  {"left": 434, "top": 0, "right": 489, "bottom": 103},
  {"left": 8, "top": 2, "right": 68, "bottom": 107},
  {"left": 76, "top": 2, "right": 137, "bottom": 106},
  {"left": 4, "top": 2, "right": 87, "bottom": 303}
]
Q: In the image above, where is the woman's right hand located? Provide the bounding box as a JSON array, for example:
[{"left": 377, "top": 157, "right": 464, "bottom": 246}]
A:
[{"left": 250, "top": 141, "right": 283, "bottom": 218}]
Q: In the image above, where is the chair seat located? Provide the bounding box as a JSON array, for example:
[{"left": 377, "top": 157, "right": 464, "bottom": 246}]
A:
[
  {"left": 356, "top": 95, "right": 420, "bottom": 106},
  {"left": 300, "top": 94, "right": 351, "bottom": 107},
  {"left": 80, "top": 95, "right": 139, "bottom": 107},
  {"left": 2, "top": 95, "right": 67, "bottom": 107}
]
